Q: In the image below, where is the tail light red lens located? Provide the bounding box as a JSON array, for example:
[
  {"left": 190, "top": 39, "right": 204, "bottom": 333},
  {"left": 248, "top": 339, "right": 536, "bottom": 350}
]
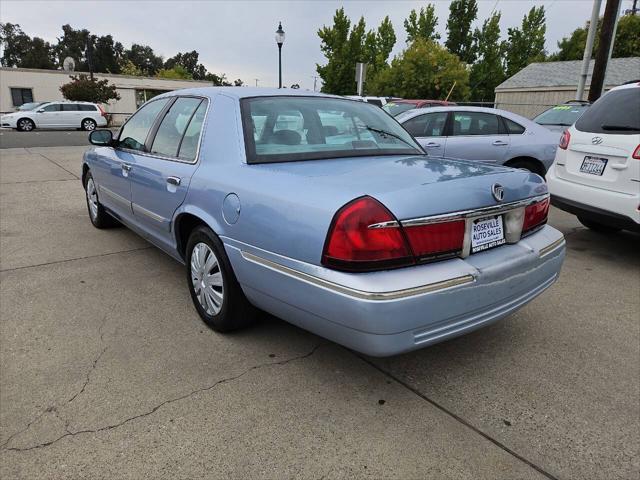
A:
[
  {"left": 559, "top": 130, "right": 570, "bottom": 150},
  {"left": 523, "top": 197, "right": 550, "bottom": 233},
  {"left": 322, "top": 196, "right": 413, "bottom": 271},
  {"left": 404, "top": 221, "right": 465, "bottom": 259},
  {"left": 632, "top": 144, "right": 640, "bottom": 159}
]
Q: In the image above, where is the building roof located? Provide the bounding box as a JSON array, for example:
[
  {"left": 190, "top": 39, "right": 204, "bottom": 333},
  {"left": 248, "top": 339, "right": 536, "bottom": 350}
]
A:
[{"left": 495, "top": 57, "right": 640, "bottom": 90}]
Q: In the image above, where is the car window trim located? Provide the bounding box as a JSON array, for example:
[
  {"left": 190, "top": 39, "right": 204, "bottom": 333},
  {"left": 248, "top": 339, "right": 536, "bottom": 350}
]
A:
[
  {"left": 500, "top": 116, "right": 525, "bottom": 135},
  {"left": 114, "top": 96, "right": 173, "bottom": 155},
  {"left": 450, "top": 111, "right": 505, "bottom": 137}
]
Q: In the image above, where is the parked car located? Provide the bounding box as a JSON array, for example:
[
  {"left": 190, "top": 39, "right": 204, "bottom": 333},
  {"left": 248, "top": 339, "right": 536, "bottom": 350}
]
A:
[
  {"left": 15, "top": 101, "right": 48, "bottom": 112},
  {"left": 0, "top": 101, "right": 108, "bottom": 131},
  {"left": 344, "top": 95, "right": 395, "bottom": 107},
  {"left": 533, "top": 101, "right": 591, "bottom": 135},
  {"left": 547, "top": 82, "right": 640, "bottom": 232},
  {"left": 397, "top": 106, "right": 559, "bottom": 176},
  {"left": 383, "top": 99, "right": 457, "bottom": 117},
  {"left": 82, "top": 88, "right": 565, "bottom": 357}
]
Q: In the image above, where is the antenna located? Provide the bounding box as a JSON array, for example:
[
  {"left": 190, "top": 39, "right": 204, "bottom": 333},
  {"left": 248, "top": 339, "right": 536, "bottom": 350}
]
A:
[{"left": 63, "top": 57, "right": 76, "bottom": 72}]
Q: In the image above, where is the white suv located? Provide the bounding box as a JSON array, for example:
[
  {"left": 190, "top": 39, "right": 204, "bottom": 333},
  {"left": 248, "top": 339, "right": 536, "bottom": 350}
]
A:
[
  {"left": 0, "top": 101, "right": 108, "bottom": 132},
  {"left": 547, "top": 82, "right": 640, "bottom": 232}
]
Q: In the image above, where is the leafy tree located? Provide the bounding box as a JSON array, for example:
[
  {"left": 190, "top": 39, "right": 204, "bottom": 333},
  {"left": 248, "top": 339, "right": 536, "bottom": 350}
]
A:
[
  {"left": 55, "top": 24, "right": 90, "bottom": 70},
  {"left": 404, "top": 4, "right": 440, "bottom": 43},
  {"left": 0, "top": 23, "right": 56, "bottom": 68},
  {"left": 369, "top": 39, "right": 469, "bottom": 100},
  {"left": 156, "top": 65, "right": 193, "bottom": 79},
  {"left": 205, "top": 72, "right": 232, "bottom": 86},
  {"left": 549, "top": 14, "right": 640, "bottom": 61},
  {"left": 124, "top": 44, "right": 163, "bottom": 76},
  {"left": 233, "top": 79, "right": 244, "bottom": 86},
  {"left": 92, "top": 34, "right": 124, "bottom": 73},
  {"left": 119, "top": 58, "right": 143, "bottom": 76},
  {"left": 364, "top": 16, "right": 396, "bottom": 74},
  {"left": 470, "top": 12, "right": 505, "bottom": 101},
  {"left": 504, "top": 6, "right": 547, "bottom": 77},
  {"left": 445, "top": 0, "right": 478, "bottom": 64},
  {"left": 164, "top": 50, "right": 210, "bottom": 79},
  {"left": 60, "top": 74, "right": 120, "bottom": 103}
]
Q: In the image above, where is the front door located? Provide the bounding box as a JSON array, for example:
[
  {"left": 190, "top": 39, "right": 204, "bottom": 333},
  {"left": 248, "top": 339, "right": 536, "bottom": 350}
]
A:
[
  {"left": 36, "top": 103, "right": 62, "bottom": 127},
  {"left": 444, "top": 111, "right": 511, "bottom": 163},
  {"left": 130, "top": 97, "right": 208, "bottom": 247},
  {"left": 402, "top": 111, "right": 449, "bottom": 158}
]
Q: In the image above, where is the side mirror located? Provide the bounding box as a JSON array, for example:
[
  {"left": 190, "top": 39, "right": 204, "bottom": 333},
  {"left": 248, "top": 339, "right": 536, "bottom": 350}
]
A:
[
  {"left": 89, "top": 129, "right": 114, "bottom": 146},
  {"left": 36, "top": 109, "right": 45, "bottom": 113}
]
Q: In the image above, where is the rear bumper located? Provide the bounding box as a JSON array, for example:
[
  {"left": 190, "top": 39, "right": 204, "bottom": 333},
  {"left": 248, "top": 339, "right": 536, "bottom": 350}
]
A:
[
  {"left": 223, "top": 226, "right": 565, "bottom": 357},
  {"left": 551, "top": 195, "right": 640, "bottom": 232}
]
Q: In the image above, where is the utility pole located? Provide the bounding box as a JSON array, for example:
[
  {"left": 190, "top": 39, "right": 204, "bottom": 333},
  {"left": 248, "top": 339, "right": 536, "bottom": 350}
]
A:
[
  {"left": 255, "top": 78, "right": 259, "bottom": 87},
  {"left": 311, "top": 75, "right": 318, "bottom": 92},
  {"left": 588, "top": 0, "right": 621, "bottom": 102},
  {"left": 86, "top": 34, "right": 95, "bottom": 80},
  {"left": 576, "top": 0, "right": 601, "bottom": 100}
]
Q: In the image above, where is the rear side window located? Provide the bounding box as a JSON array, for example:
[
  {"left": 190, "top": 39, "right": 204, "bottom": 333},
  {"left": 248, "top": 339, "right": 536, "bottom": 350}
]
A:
[
  {"left": 150, "top": 97, "right": 203, "bottom": 158},
  {"left": 77, "top": 104, "right": 97, "bottom": 111},
  {"left": 178, "top": 101, "right": 207, "bottom": 161},
  {"left": 403, "top": 112, "right": 448, "bottom": 137},
  {"left": 575, "top": 88, "right": 640, "bottom": 134},
  {"left": 452, "top": 112, "right": 502, "bottom": 136},
  {"left": 118, "top": 98, "right": 169, "bottom": 151},
  {"left": 503, "top": 117, "right": 525, "bottom": 134},
  {"left": 62, "top": 104, "right": 79, "bottom": 111}
]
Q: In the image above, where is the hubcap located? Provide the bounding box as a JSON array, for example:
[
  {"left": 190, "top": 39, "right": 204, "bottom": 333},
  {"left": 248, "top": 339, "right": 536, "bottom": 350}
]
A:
[
  {"left": 190, "top": 243, "right": 224, "bottom": 315},
  {"left": 84, "top": 120, "right": 96, "bottom": 131},
  {"left": 20, "top": 120, "right": 33, "bottom": 131},
  {"left": 86, "top": 178, "right": 98, "bottom": 219}
]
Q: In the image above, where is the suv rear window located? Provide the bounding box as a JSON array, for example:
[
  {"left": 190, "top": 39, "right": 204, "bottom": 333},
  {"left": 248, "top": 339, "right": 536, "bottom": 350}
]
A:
[{"left": 575, "top": 88, "right": 640, "bottom": 135}]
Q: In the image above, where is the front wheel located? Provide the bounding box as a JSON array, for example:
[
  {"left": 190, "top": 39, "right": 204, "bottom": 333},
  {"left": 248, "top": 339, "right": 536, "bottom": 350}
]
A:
[
  {"left": 578, "top": 216, "right": 621, "bottom": 233},
  {"left": 186, "top": 226, "right": 256, "bottom": 332},
  {"left": 16, "top": 118, "right": 35, "bottom": 132},
  {"left": 84, "top": 171, "right": 119, "bottom": 228},
  {"left": 81, "top": 118, "right": 97, "bottom": 131}
]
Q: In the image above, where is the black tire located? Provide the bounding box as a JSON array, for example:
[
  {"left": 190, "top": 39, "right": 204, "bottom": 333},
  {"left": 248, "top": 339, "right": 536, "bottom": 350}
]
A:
[
  {"left": 507, "top": 159, "right": 546, "bottom": 178},
  {"left": 81, "top": 118, "right": 97, "bottom": 131},
  {"left": 186, "top": 225, "right": 256, "bottom": 332},
  {"left": 84, "top": 171, "right": 119, "bottom": 229},
  {"left": 578, "top": 216, "right": 622, "bottom": 233},
  {"left": 16, "top": 118, "right": 35, "bottom": 132}
]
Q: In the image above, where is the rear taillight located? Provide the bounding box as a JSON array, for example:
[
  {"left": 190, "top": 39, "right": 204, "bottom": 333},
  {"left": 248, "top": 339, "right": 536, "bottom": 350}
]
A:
[
  {"left": 404, "top": 221, "right": 465, "bottom": 260},
  {"left": 523, "top": 197, "right": 550, "bottom": 233},
  {"left": 322, "top": 196, "right": 413, "bottom": 271},
  {"left": 559, "top": 130, "right": 570, "bottom": 150},
  {"left": 632, "top": 144, "right": 640, "bottom": 159}
]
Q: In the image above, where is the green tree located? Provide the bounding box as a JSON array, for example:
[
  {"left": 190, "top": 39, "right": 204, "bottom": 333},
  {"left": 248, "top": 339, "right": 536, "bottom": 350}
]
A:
[
  {"left": 549, "top": 14, "right": 640, "bottom": 61},
  {"left": 164, "top": 50, "right": 210, "bottom": 79},
  {"left": 125, "top": 44, "right": 163, "bottom": 76},
  {"left": 92, "top": 34, "right": 124, "bottom": 73},
  {"left": 59, "top": 74, "right": 120, "bottom": 103},
  {"left": 156, "top": 65, "right": 193, "bottom": 79},
  {"left": 445, "top": 0, "right": 478, "bottom": 64},
  {"left": 404, "top": 4, "right": 440, "bottom": 43},
  {"left": 205, "top": 72, "right": 232, "bottom": 86},
  {"left": 369, "top": 39, "right": 469, "bottom": 100},
  {"left": 504, "top": 6, "right": 547, "bottom": 77},
  {"left": 470, "top": 12, "right": 505, "bottom": 101},
  {"left": 119, "top": 58, "right": 143, "bottom": 76},
  {"left": 0, "top": 23, "right": 56, "bottom": 69},
  {"left": 55, "top": 24, "right": 90, "bottom": 70}
]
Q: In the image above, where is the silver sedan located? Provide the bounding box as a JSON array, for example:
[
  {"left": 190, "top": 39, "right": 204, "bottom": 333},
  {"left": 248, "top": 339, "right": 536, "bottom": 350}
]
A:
[{"left": 396, "top": 106, "right": 559, "bottom": 176}]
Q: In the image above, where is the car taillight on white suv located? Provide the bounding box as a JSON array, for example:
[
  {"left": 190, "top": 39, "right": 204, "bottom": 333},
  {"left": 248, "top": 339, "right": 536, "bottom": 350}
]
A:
[{"left": 559, "top": 130, "right": 570, "bottom": 150}]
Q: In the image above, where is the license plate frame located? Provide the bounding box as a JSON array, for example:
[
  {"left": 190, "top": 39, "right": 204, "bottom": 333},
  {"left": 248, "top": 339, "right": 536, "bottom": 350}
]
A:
[
  {"left": 471, "top": 215, "right": 506, "bottom": 254},
  {"left": 580, "top": 156, "right": 608, "bottom": 176}
]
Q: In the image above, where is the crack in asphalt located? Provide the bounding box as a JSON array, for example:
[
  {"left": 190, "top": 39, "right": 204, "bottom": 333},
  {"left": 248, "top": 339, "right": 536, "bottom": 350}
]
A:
[
  {"left": 67, "top": 315, "right": 109, "bottom": 404},
  {"left": 30, "top": 151, "right": 81, "bottom": 180},
  {"left": 1, "top": 342, "right": 324, "bottom": 453}
]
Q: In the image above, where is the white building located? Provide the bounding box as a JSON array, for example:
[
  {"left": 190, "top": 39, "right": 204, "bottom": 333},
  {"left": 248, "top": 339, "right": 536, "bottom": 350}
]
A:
[{"left": 0, "top": 67, "right": 212, "bottom": 124}]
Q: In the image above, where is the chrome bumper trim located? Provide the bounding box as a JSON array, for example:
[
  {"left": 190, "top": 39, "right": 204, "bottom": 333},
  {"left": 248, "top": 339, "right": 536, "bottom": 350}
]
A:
[
  {"left": 241, "top": 251, "right": 475, "bottom": 301},
  {"left": 539, "top": 237, "right": 565, "bottom": 258},
  {"left": 98, "top": 185, "right": 130, "bottom": 207}
]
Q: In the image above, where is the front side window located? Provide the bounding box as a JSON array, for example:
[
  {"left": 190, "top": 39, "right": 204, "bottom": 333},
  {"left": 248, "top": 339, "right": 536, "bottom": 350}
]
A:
[
  {"left": 118, "top": 98, "right": 169, "bottom": 151},
  {"left": 575, "top": 88, "right": 640, "bottom": 135},
  {"left": 150, "top": 97, "right": 203, "bottom": 158},
  {"left": 41, "top": 104, "right": 61, "bottom": 112},
  {"left": 451, "top": 112, "right": 501, "bottom": 136},
  {"left": 10, "top": 88, "right": 33, "bottom": 107},
  {"left": 241, "top": 96, "right": 424, "bottom": 164},
  {"left": 403, "top": 112, "right": 448, "bottom": 137}
]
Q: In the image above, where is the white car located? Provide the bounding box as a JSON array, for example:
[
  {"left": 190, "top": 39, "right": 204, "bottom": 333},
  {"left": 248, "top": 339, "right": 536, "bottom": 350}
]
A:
[
  {"left": 547, "top": 82, "right": 640, "bottom": 233},
  {"left": 0, "top": 101, "right": 108, "bottom": 132}
]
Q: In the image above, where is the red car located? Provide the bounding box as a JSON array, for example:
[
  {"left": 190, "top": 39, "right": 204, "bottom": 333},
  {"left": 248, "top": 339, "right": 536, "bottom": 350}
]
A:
[{"left": 383, "top": 99, "right": 457, "bottom": 117}]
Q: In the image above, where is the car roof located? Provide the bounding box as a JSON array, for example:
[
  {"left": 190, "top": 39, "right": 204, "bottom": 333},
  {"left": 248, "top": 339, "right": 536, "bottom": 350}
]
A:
[
  {"left": 156, "top": 87, "right": 340, "bottom": 101},
  {"left": 396, "top": 105, "right": 537, "bottom": 126},
  {"left": 609, "top": 81, "right": 640, "bottom": 92}
]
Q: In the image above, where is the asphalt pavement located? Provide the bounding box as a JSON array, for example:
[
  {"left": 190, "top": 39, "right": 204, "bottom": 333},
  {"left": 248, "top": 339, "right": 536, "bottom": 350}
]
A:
[
  {"left": 0, "top": 144, "right": 638, "bottom": 479},
  {"left": 0, "top": 128, "right": 114, "bottom": 149}
]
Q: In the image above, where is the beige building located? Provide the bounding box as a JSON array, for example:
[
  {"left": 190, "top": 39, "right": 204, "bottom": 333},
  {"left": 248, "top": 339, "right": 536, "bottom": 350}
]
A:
[
  {"left": 0, "top": 67, "right": 211, "bottom": 124},
  {"left": 494, "top": 57, "right": 640, "bottom": 119}
]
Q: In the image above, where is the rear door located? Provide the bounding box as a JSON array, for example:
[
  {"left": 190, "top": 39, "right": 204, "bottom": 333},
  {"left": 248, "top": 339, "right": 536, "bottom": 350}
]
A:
[
  {"left": 402, "top": 111, "right": 449, "bottom": 157},
  {"left": 444, "top": 111, "right": 511, "bottom": 163},
  {"left": 555, "top": 86, "right": 640, "bottom": 195},
  {"left": 61, "top": 104, "right": 81, "bottom": 127},
  {"left": 129, "top": 96, "right": 208, "bottom": 241}
]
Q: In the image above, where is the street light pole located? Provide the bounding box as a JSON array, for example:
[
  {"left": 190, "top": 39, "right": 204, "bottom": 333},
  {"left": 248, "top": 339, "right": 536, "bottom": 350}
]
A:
[{"left": 275, "top": 22, "right": 285, "bottom": 88}]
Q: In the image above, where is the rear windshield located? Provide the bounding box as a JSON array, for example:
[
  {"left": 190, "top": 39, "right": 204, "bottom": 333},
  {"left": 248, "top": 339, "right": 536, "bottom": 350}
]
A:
[
  {"left": 241, "top": 96, "right": 424, "bottom": 164},
  {"left": 383, "top": 102, "right": 418, "bottom": 117},
  {"left": 574, "top": 88, "right": 640, "bottom": 134},
  {"left": 533, "top": 104, "right": 589, "bottom": 126}
]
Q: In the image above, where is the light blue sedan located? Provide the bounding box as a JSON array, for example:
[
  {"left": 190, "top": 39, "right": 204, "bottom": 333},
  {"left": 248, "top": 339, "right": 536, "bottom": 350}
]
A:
[
  {"left": 83, "top": 88, "right": 565, "bottom": 357},
  {"left": 396, "top": 106, "right": 559, "bottom": 177}
]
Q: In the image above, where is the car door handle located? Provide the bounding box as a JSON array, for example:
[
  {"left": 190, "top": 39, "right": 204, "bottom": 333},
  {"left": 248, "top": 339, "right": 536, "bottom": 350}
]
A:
[
  {"left": 166, "top": 176, "right": 181, "bottom": 186},
  {"left": 121, "top": 163, "right": 132, "bottom": 172},
  {"left": 424, "top": 142, "right": 441, "bottom": 147},
  {"left": 492, "top": 140, "right": 508, "bottom": 146}
]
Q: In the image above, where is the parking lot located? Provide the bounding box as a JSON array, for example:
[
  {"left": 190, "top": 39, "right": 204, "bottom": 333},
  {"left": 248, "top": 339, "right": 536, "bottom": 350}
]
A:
[{"left": 0, "top": 144, "right": 638, "bottom": 479}]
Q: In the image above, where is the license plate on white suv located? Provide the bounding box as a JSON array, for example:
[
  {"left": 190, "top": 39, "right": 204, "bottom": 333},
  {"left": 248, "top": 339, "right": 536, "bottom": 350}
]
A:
[
  {"left": 471, "top": 215, "right": 506, "bottom": 254},
  {"left": 580, "top": 156, "right": 608, "bottom": 176}
]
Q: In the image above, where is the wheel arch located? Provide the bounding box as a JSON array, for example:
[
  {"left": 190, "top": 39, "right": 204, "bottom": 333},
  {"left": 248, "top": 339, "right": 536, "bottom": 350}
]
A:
[
  {"left": 173, "top": 207, "right": 226, "bottom": 261},
  {"left": 17, "top": 117, "right": 35, "bottom": 130},
  {"left": 504, "top": 156, "right": 546, "bottom": 177}
]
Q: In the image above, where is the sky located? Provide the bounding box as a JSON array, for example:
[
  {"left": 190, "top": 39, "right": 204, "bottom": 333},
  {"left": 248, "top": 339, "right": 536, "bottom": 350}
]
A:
[{"left": 1, "top": 0, "right": 635, "bottom": 90}]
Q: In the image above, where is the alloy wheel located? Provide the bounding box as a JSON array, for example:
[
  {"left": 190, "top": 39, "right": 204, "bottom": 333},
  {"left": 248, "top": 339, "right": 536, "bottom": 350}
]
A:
[
  {"left": 86, "top": 178, "right": 99, "bottom": 219},
  {"left": 18, "top": 119, "right": 33, "bottom": 131},
  {"left": 83, "top": 119, "right": 96, "bottom": 131},
  {"left": 190, "top": 242, "right": 224, "bottom": 315}
]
